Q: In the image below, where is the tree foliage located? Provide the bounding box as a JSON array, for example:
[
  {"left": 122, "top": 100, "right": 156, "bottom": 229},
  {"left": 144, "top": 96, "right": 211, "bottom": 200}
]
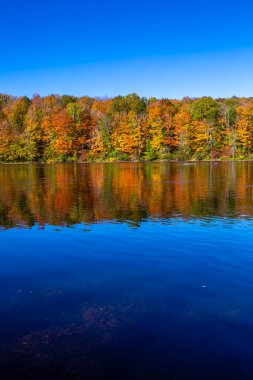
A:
[{"left": 1, "top": 93, "right": 253, "bottom": 161}]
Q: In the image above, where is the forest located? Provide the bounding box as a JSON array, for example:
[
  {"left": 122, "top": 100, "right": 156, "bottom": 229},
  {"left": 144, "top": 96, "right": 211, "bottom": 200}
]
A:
[{"left": 0, "top": 93, "right": 253, "bottom": 162}]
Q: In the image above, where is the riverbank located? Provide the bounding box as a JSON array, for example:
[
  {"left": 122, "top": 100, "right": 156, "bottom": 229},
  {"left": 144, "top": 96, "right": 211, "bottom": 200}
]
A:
[{"left": 1, "top": 158, "right": 253, "bottom": 164}]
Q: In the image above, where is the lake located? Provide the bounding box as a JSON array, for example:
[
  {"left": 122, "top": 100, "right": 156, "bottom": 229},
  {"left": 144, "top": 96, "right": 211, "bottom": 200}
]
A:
[{"left": 1, "top": 162, "right": 253, "bottom": 379}]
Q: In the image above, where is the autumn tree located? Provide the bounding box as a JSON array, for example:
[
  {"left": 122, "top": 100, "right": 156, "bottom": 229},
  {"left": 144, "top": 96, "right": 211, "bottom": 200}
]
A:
[
  {"left": 0, "top": 96, "right": 30, "bottom": 161},
  {"left": 23, "top": 95, "right": 44, "bottom": 160},
  {"left": 145, "top": 99, "right": 175, "bottom": 159},
  {"left": 111, "top": 111, "right": 145, "bottom": 160},
  {"left": 191, "top": 97, "right": 220, "bottom": 159},
  {"left": 219, "top": 98, "right": 238, "bottom": 158},
  {"left": 0, "top": 93, "right": 253, "bottom": 162},
  {"left": 236, "top": 100, "right": 253, "bottom": 157}
]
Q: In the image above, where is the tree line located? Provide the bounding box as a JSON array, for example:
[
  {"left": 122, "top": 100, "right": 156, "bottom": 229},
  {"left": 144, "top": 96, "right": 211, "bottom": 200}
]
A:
[{"left": 0, "top": 93, "right": 253, "bottom": 162}]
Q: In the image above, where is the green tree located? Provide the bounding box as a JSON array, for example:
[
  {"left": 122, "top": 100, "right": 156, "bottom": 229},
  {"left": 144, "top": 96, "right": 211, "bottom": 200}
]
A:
[{"left": 191, "top": 97, "right": 220, "bottom": 159}]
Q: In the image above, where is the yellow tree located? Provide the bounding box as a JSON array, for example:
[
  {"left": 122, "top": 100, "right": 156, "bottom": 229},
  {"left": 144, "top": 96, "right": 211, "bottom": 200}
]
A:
[
  {"left": 145, "top": 99, "right": 175, "bottom": 159},
  {"left": 89, "top": 99, "right": 113, "bottom": 160},
  {"left": 173, "top": 105, "right": 194, "bottom": 159},
  {"left": 0, "top": 96, "right": 30, "bottom": 161},
  {"left": 24, "top": 95, "right": 44, "bottom": 160},
  {"left": 236, "top": 102, "right": 253, "bottom": 157},
  {"left": 111, "top": 111, "right": 145, "bottom": 160}
]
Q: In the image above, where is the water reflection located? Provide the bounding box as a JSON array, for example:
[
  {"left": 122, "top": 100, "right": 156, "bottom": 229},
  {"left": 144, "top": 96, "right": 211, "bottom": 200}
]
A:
[
  {"left": 1, "top": 162, "right": 253, "bottom": 379},
  {"left": 0, "top": 161, "right": 253, "bottom": 229}
]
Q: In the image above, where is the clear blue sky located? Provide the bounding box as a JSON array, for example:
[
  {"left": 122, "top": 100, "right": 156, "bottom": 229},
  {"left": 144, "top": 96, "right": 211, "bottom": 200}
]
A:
[{"left": 1, "top": 0, "right": 253, "bottom": 98}]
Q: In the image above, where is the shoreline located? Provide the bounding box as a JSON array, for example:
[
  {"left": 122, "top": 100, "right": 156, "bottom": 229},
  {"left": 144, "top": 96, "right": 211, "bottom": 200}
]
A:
[{"left": 1, "top": 159, "right": 253, "bottom": 165}]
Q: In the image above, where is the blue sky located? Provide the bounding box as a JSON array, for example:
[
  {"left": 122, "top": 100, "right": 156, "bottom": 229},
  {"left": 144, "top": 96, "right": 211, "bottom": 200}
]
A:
[{"left": 1, "top": 0, "right": 253, "bottom": 98}]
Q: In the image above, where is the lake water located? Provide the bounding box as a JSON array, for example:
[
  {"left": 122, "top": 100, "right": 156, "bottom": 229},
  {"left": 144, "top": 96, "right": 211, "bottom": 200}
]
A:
[{"left": 1, "top": 162, "right": 253, "bottom": 379}]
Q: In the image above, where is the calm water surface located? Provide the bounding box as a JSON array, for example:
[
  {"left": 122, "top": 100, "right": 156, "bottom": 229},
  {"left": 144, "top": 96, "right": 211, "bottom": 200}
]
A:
[{"left": 1, "top": 162, "right": 253, "bottom": 379}]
